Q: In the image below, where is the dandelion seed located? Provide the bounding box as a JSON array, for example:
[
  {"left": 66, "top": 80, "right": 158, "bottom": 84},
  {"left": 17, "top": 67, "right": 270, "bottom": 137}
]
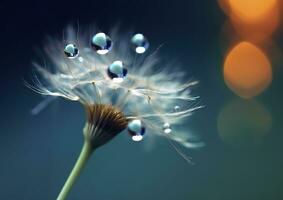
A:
[{"left": 27, "top": 24, "right": 203, "bottom": 200}]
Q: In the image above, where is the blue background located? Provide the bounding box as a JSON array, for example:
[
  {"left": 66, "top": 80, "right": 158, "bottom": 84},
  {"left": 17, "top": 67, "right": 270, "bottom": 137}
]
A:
[{"left": 0, "top": 0, "right": 282, "bottom": 199}]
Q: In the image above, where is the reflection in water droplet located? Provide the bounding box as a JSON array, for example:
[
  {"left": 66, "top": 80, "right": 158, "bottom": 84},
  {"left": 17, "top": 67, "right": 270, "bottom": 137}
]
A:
[
  {"left": 164, "top": 128, "right": 172, "bottom": 134},
  {"left": 132, "top": 135, "right": 143, "bottom": 142}
]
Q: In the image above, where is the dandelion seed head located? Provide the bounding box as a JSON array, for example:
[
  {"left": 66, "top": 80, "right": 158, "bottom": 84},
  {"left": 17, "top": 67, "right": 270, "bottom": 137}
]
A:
[
  {"left": 83, "top": 104, "right": 128, "bottom": 148},
  {"left": 28, "top": 24, "right": 203, "bottom": 161}
]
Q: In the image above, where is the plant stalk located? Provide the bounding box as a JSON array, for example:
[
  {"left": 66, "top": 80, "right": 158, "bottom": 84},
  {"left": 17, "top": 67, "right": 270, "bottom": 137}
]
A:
[{"left": 57, "top": 141, "right": 93, "bottom": 200}]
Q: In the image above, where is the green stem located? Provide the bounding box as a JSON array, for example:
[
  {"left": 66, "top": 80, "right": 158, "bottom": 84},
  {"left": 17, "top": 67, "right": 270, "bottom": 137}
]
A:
[{"left": 57, "top": 141, "right": 93, "bottom": 200}]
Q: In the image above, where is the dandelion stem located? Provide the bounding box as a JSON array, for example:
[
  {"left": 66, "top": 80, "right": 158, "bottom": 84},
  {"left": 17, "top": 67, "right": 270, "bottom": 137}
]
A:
[{"left": 57, "top": 141, "right": 93, "bottom": 200}]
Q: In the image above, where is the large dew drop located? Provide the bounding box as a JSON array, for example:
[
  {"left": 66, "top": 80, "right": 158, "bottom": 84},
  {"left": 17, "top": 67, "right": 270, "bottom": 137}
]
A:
[
  {"left": 128, "top": 119, "right": 146, "bottom": 142},
  {"left": 64, "top": 44, "right": 79, "bottom": 58},
  {"left": 107, "top": 60, "right": 128, "bottom": 82},
  {"left": 91, "top": 32, "right": 112, "bottom": 55}
]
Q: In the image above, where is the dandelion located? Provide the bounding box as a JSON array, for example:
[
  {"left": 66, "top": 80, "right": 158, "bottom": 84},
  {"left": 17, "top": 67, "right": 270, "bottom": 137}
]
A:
[{"left": 27, "top": 25, "right": 204, "bottom": 200}]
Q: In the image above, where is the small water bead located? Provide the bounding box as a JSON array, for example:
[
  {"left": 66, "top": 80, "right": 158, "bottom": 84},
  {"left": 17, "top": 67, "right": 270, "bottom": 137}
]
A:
[
  {"left": 128, "top": 119, "right": 146, "bottom": 142},
  {"left": 174, "top": 105, "right": 180, "bottom": 112},
  {"left": 64, "top": 44, "right": 79, "bottom": 58},
  {"left": 163, "top": 123, "right": 172, "bottom": 134},
  {"left": 131, "top": 33, "right": 149, "bottom": 54},
  {"left": 91, "top": 32, "right": 112, "bottom": 55},
  {"left": 107, "top": 60, "right": 128, "bottom": 82},
  {"left": 78, "top": 57, "right": 84, "bottom": 62}
]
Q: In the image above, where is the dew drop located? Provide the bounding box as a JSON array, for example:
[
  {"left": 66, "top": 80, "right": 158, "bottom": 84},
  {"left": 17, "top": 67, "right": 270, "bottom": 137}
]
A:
[
  {"left": 64, "top": 44, "right": 79, "bottom": 58},
  {"left": 78, "top": 57, "right": 84, "bottom": 62},
  {"left": 163, "top": 122, "right": 170, "bottom": 129},
  {"left": 128, "top": 119, "right": 145, "bottom": 142},
  {"left": 107, "top": 60, "right": 128, "bottom": 82},
  {"left": 163, "top": 123, "right": 172, "bottom": 134},
  {"left": 91, "top": 32, "right": 112, "bottom": 55},
  {"left": 174, "top": 105, "right": 180, "bottom": 112},
  {"left": 131, "top": 33, "right": 149, "bottom": 54}
]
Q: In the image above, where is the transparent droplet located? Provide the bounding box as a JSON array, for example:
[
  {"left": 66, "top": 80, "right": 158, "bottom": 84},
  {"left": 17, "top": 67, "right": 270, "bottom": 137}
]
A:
[
  {"left": 131, "top": 33, "right": 149, "bottom": 54},
  {"left": 128, "top": 119, "right": 145, "bottom": 142},
  {"left": 107, "top": 60, "right": 128, "bottom": 82},
  {"left": 163, "top": 122, "right": 170, "bottom": 129},
  {"left": 78, "top": 57, "right": 84, "bottom": 62},
  {"left": 174, "top": 105, "right": 180, "bottom": 112},
  {"left": 91, "top": 32, "right": 112, "bottom": 55},
  {"left": 163, "top": 123, "right": 172, "bottom": 134},
  {"left": 64, "top": 44, "right": 79, "bottom": 58}
]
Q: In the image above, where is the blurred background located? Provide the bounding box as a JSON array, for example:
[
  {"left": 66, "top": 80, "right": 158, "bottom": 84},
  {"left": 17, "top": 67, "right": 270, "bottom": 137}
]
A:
[{"left": 0, "top": 0, "right": 283, "bottom": 199}]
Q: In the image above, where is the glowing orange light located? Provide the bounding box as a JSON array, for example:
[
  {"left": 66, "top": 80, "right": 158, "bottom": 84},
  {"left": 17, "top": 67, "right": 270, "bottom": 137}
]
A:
[
  {"left": 228, "top": 0, "right": 278, "bottom": 23},
  {"left": 218, "top": 0, "right": 280, "bottom": 43},
  {"left": 224, "top": 42, "right": 272, "bottom": 98}
]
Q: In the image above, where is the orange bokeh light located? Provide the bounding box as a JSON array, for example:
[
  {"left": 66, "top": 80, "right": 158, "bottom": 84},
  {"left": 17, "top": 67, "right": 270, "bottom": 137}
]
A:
[
  {"left": 228, "top": 0, "right": 278, "bottom": 23},
  {"left": 224, "top": 42, "right": 272, "bottom": 98},
  {"left": 218, "top": 0, "right": 280, "bottom": 43}
]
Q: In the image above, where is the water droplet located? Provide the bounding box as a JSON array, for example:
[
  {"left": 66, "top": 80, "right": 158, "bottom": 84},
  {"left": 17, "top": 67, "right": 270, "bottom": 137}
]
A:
[
  {"left": 78, "top": 57, "right": 84, "bottom": 62},
  {"left": 91, "top": 32, "right": 112, "bottom": 55},
  {"left": 128, "top": 119, "right": 145, "bottom": 142},
  {"left": 174, "top": 105, "right": 180, "bottom": 112},
  {"left": 107, "top": 60, "right": 128, "bottom": 82},
  {"left": 163, "top": 122, "right": 170, "bottom": 129},
  {"left": 131, "top": 33, "right": 149, "bottom": 54},
  {"left": 163, "top": 123, "right": 172, "bottom": 134},
  {"left": 64, "top": 44, "right": 79, "bottom": 58}
]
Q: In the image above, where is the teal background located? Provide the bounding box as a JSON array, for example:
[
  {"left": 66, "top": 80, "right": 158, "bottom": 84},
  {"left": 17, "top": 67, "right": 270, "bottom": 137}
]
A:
[{"left": 0, "top": 0, "right": 282, "bottom": 199}]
